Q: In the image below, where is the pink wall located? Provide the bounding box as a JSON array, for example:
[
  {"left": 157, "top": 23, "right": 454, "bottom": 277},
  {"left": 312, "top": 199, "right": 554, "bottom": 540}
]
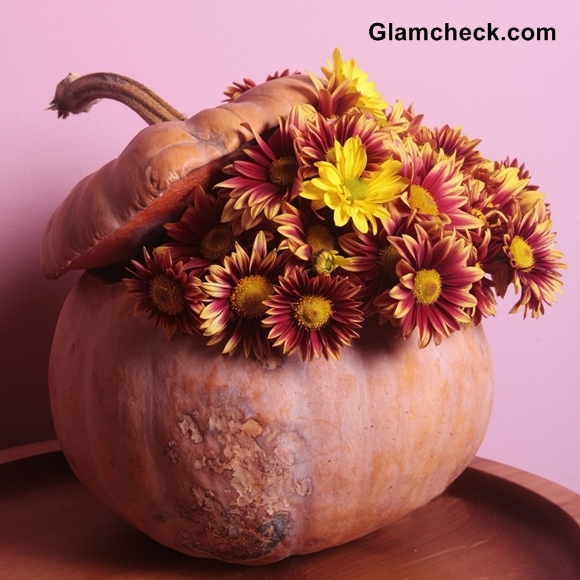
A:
[{"left": 1, "top": 1, "right": 578, "bottom": 492}]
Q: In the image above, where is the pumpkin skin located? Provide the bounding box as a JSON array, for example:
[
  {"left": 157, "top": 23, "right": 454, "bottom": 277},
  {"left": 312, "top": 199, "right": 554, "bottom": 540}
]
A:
[
  {"left": 49, "top": 271, "right": 493, "bottom": 565},
  {"left": 41, "top": 75, "right": 318, "bottom": 279}
]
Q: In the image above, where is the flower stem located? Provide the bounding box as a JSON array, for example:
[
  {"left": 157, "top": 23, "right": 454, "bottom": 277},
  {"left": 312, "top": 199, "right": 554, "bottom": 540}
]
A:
[{"left": 48, "top": 72, "right": 187, "bottom": 125}]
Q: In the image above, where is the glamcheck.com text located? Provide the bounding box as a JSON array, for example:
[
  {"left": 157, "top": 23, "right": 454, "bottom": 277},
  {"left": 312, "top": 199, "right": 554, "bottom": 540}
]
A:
[{"left": 369, "top": 23, "right": 556, "bottom": 42}]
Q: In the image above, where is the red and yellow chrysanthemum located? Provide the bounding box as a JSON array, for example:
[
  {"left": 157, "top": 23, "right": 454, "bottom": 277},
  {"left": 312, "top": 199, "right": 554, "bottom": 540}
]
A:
[
  {"left": 396, "top": 140, "right": 483, "bottom": 231},
  {"left": 294, "top": 110, "right": 391, "bottom": 180},
  {"left": 384, "top": 101, "right": 424, "bottom": 138},
  {"left": 200, "top": 231, "right": 286, "bottom": 359},
  {"left": 500, "top": 203, "right": 565, "bottom": 318},
  {"left": 124, "top": 248, "right": 206, "bottom": 340},
  {"left": 321, "top": 48, "right": 388, "bottom": 125},
  {"left": 464, "top": 229, "right": 497, "bottom": 326},
  {"left": 262, "top": 268, "right": 364, "bottom": 361},
  {"left": 158, "top": 186, "right": 235, "bottom": 276},
  {"left": 431, "top": 125, "right": 484, "bottom": 175},
  {"left": 338, "top": 213, "right": 411, "bottom": 315},
  {"left": 218, "top": 117, "right": 301, "bottom": 233},
  {"left": 300, "top": 136, "right": 408, "bottom": 234},
  {"left": 375, "top": 225, "right": 483, "bottom": 347},
  {"left": 275, "top": 201, "right": 337, "bottom": 261},
  {"left": 274, "top": 201, "right": 351, "bottom": 276}
]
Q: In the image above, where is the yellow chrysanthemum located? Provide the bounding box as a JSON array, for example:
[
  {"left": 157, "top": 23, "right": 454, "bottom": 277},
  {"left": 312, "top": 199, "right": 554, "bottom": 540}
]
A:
[
  {"left": 300, "top": 136, "right": 408, "bottom": 234},
  {"left": 322, "top": 48, "right": 388, "bottom": 125}
]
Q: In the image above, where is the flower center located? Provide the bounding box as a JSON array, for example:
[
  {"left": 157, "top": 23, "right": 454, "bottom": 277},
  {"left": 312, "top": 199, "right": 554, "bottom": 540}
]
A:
[
  {"left": 510, "top": 235, "right": 535, "bottom": 271},
  {"left": 293, "top": 295, "right": 334, "bottom": 330},
  {"left": 408, "top": 184, "right": 439, "bottom": 215},
  {"left": 268, "top": 157, "right": 298, "bottom": 187},
  {"left": 413, "top": 269, "right": 442, "bottom": 305},
  {"left": 149, "top": 275, "right": 185, "bottom": 315},
  {"left": 325, "top": 147, "right": 337, "bottom": 164},
  {"left": 305, "top": 224, "right": 336, "bottom": 254},
  {"left": 200, "top": 225, "right": 235, "bottom": 261},
  {"left": 377, "top": 245, "right": 400, "bottom": 281},
  {"left": 230, "top": 275, "right": 274, "bottom": 319},
  {"left": 343, "top": 177, "right": 368, "bottom": 201}
]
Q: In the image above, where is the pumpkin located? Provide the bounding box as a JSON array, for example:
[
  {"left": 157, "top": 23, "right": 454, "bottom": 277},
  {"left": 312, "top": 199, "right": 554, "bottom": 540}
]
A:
[
  {"left": 43, "top": 64, "right": 494, "bottom": 565},
  {"left": 50, "top": 271, "right": 493, "bottom": 565}
]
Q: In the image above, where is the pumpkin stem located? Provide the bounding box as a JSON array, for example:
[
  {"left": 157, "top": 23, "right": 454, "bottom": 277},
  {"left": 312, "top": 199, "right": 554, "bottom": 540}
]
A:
[{"left": 48, "top": 72, "right": 187, "bottom": 125}]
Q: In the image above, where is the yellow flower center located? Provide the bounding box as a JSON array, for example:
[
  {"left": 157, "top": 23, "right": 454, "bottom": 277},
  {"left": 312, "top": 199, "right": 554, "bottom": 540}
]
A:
[
  {"left": 325, "top": 147, "right": 337, "bottom": 164},
  {"left": 305, "top": 224, "right": 336, "bottom": 254},
  {"left": 377, "top": 245, "right": 400, "bottom": 281},
  {"left": 149, "top": 275, "right": 185, "bottom": 315},
  {"left": 408, "top": 184, "right": 439, "bottom": 215},
  {"left": 343, "top": 177, "right": 368, "bottom": 201},
  {"left": 312, "top": 249, "right": 338, "bottom": 275},
  {"left": 293, "top": 295, "right": 334, "bottom": 330},
  {"left": 413, "top": 269, "right": 442, "bottom": 305},
  {"left": 269, "top": 157, "right": 298, "bottom": 187},
  {"left": 200, "top": 225, "right": 235, "bottom": 261},
  {"left": 230, "top": 275, "right": 274, "bottom": 319},
  {"left": 510, "top": 235, "right": 535, "bottom": 271}
]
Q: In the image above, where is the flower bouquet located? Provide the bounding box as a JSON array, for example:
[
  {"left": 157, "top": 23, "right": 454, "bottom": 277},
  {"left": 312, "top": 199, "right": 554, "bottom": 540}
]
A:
[
  {"left": 43, "top": 49, "right": 564, "bottom": 564},
  {"left": 118, "top": 48, "right": 564, "bottom": 358}
]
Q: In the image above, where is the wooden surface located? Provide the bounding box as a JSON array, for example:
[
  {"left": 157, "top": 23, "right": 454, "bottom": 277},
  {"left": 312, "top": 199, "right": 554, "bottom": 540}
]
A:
[{"left": 1, "top": 443, "right": 580, "bottom": 579}]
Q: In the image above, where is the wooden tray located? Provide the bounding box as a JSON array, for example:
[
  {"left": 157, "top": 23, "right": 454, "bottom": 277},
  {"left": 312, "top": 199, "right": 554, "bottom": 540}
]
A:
[{"left": 1, "top": 441, "right": 580, "bottom": 579}]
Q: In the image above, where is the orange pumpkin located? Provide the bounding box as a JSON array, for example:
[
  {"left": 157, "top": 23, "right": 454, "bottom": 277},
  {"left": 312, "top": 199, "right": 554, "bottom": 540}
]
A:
[
  {"left": 44, "top": 70, "right": 493, "bottom": 564},
  {"left": 50, "top": 271, "right": 492, "bottom": 564}
]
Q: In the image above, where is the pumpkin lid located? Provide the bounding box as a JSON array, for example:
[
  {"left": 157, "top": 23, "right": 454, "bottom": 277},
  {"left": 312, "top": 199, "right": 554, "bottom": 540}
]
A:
[{"left": 41, "top": 73, "right": 318, "bottom": 278}]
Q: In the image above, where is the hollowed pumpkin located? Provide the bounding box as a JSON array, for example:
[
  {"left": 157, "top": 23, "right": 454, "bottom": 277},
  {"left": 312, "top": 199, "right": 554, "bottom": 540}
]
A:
[
  {"left": 50, "top": 271, "right": 492, "bottom": 564},
  {"left": 44, "top": 65, "right": 493, "bottom": 565}
]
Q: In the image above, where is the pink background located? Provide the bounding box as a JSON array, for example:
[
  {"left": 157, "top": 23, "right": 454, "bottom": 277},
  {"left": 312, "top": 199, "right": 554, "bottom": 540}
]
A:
[{"left": 1, "top": 1, "right": 578, "bottom": 492}]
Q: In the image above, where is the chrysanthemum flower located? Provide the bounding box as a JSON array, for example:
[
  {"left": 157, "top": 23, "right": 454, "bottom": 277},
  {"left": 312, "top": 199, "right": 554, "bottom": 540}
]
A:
[
  {"left": 467, "top": 162, "right": 548, "bottom": 282},
  {"left": 158, "top": 186, "right": 236, "bottom": 275},
  {"left": 200, "top": 231, "right": 286, "bottom": 359},
  {"left": 491, "top": 164, "right": 546, "bottom": 217},
  {"left": 500, "top": 204, "right": 565, "bottom": 318},
  {"left": 262, "top": 268, "right": 364, "bottom": 361},
  {"left": 464, "top": 229, "right": 497, "bottom": 325},
  {"left": 218, "top": 118, "right": 301, "bottom": 233},
  {"left": 462, "top": 176, "right": 509, "bottom": 271},
  {"left": 321, "top": 48, "right": 388, "bottom": 125},
  {"left": 338, "top": 214, "right": 410, "bottom": 315},
  {"left": 375, "top": 226, "right": 483, "bottom": 348},
  {"left": 308, "top": 72, "right": 361, "bottom": 120},
  {"left": 384, "top": 101, "right": 424, "bottom": 137},
  {"left": 300, "top": 136, "right": 408, "bottom": 234},
  {"left": 397, "top": 140, "right": 483, "bottom": 231},
  {"left": 311, "top": 249, "right": 353, "bottom": 276},
  {"left": 431, "top": 125, "right": 484, "bottom": 175},
  {"left": 480, "top": 164, "right": 543, "bottom": 219},
  {"left": 275, "top": 202, "right": 337, "bottom": 261},
  {"left": 124, "top": 248, "right": 206, "bottom": 340},
  {"left": 294, "top": 110, "right": 391, "bottom": 180},
  {"left": 500, "top": 157, "right": 540, "bottom": 193}
]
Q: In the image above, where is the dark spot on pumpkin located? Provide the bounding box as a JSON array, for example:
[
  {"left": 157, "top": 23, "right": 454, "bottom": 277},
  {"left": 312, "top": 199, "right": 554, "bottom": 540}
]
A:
[
  {"left": 257, "top": 511, "right": 290, "bottom": 546},
  {"left": 154, "top": 511, "right": 173, "bottom": 523}
]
